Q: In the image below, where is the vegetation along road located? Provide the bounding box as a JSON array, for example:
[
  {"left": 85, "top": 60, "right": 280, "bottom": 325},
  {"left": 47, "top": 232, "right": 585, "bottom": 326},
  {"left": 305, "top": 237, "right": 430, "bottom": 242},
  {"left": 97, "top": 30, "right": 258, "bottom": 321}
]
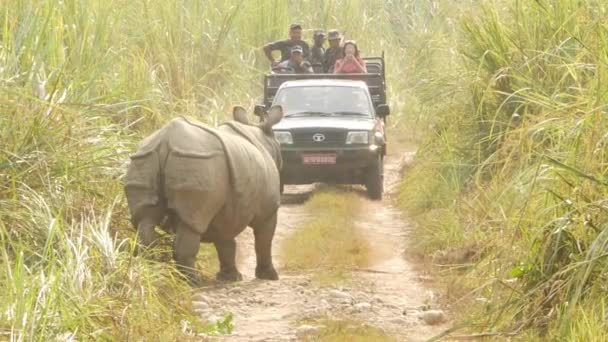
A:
[{"left": 1, "top": 0, "right": 607, "bottom": 341}]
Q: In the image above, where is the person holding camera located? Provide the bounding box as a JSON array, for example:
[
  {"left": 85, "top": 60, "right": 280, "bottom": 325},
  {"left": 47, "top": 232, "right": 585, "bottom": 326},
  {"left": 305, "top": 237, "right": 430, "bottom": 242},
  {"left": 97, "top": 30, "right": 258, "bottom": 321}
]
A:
[{"left": 333, "top": 40, "right": 367, "bottom": 74}]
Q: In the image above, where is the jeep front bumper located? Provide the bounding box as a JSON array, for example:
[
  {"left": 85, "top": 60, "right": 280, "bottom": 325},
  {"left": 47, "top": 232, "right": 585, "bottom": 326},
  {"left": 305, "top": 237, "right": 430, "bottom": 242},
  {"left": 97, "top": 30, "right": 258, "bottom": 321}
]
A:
[{"left": 279, "top": 146, "right": 381, "bottom": 185}]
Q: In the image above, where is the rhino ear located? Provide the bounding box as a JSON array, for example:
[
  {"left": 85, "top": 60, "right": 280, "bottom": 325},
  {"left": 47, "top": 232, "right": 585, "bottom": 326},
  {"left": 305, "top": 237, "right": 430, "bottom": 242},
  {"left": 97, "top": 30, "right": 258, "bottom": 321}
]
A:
[
  {"left": 261, "top": 105, "right": 284, "bottom": 133},
  {"left": 233, "top": 105, "right": 250, "bottom": 125}
]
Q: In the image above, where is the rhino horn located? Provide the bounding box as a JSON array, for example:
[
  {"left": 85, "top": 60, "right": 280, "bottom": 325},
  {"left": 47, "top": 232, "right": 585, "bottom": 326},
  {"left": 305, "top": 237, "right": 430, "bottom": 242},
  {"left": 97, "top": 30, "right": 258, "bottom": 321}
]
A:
[
  {"left": 233, "top": 105, "right": 249, "bottom": 125},
  {"left": 261, "top": 105, "right": 284, "bottom": 133}
]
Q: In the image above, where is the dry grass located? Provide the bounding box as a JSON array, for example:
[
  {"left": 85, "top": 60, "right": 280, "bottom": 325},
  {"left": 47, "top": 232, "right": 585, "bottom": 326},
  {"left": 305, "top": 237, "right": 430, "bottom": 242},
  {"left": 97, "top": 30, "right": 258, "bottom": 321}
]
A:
[
  {"left": 280, "top": 189, "right": 371, "bottom": 284},
  {"left": 398, "top": 0, "right": 608, "bottom": 339},
  {"left": 197, "top": 244, "right": 221, "bottom": 278},
  {"left": 298, "top": 318, "right": 396, "bottom": 342}
]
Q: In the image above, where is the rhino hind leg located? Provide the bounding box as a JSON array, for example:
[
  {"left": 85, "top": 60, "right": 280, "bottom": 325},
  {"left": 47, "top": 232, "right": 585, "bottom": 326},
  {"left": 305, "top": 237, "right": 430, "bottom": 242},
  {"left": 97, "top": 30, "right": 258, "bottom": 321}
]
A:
[
  {"left": 214, "top": 239, "right": 243, "bottom": 282},
  {"left": 173, "top": 219, "right": 203, "bottom": 286},
  {"left": 124, "top": 150, "right": 164, "bottom": 248},
  {"left": 134, "top": 205, "right": 165, "bottom": 248},
  {"left": 252, "top": 212, "right": 279, "bottom": 280}
]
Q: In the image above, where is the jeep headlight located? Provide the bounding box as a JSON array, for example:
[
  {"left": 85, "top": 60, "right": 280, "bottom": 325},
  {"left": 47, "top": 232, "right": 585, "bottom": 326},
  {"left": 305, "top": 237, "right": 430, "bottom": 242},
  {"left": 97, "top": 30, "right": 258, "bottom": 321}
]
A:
[
  {"left": 345, "top": 131, "right": 369, "bottom": 145},
  {"left": 374, "top": 131, "right": 385, "bottom": 145},
  {"left": 274, "top": 131, "right": 293, "bottom": 144}
]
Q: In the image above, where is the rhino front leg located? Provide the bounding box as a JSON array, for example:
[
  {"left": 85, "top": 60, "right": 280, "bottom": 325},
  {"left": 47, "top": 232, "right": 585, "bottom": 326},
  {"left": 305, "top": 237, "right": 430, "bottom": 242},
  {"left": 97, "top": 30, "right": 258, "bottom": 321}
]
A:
[
  {"left": 253, "top": 212, "right": 279, "bottom": 280},
  {"left": 173, "top": 221, "right": 202, "bottom": 286},
  {"left": 214, "top": 239, "right": 243, "bottom": 282}
]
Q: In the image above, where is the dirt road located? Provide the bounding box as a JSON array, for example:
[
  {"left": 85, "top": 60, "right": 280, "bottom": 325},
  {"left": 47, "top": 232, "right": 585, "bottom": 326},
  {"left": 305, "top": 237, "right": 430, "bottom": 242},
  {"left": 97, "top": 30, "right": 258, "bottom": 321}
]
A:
[{"left": 193, "top": 152, "right": 449, "bottom": 341}]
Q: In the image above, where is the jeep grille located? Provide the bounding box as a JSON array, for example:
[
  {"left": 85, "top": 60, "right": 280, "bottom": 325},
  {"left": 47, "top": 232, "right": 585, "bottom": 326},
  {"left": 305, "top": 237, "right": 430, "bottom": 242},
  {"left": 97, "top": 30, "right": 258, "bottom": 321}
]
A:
[{"left": 292, "top": 130, "right": 347, "bottom": 147}]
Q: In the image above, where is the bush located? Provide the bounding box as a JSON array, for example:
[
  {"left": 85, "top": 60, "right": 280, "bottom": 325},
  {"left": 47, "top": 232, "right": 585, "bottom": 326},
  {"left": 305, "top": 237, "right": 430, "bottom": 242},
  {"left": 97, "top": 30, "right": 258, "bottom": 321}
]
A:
[{"left": 398, "top": 0, "right": 608, "bottom": 338}]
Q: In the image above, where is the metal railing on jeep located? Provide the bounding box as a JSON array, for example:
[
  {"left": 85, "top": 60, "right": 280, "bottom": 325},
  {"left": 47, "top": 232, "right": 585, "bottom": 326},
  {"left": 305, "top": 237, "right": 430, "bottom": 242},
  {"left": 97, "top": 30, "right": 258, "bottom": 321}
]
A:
[{"left": 263, "top": 54, "right": 387, "bottom": 109}]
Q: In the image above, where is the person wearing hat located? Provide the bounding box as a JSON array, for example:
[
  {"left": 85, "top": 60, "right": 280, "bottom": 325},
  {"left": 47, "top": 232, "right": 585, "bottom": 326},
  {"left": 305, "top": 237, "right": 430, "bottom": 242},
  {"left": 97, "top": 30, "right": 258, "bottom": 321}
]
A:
[
  {"left": 322, "top": 29, "right": 343, "bottom": 73},
  {"left": 273, "top": 45, "right": 313, "bottom": 74},
  {"left": 263, "top": 24, "right": 310, "bottom": 67},
  {"left": 310, "top": 30, "right": 326, "bottom": 67}
]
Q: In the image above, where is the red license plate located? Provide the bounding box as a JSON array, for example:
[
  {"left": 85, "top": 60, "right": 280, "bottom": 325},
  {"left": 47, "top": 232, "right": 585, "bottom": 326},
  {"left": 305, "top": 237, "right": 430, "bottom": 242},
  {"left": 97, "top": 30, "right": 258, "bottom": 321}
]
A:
[{"left": 302, "top": 153, "right": 337, "bottom": 165}]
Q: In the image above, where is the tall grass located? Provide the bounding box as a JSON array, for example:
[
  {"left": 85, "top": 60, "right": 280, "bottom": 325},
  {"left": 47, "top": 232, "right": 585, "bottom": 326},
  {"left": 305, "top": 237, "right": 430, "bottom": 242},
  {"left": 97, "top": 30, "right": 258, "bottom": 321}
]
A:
[
  {"left": 398, "top": 0, "right": 608, "bottom": 339},
  {"left": 0, "top": 0, "right": 437, "bottom": 339}
]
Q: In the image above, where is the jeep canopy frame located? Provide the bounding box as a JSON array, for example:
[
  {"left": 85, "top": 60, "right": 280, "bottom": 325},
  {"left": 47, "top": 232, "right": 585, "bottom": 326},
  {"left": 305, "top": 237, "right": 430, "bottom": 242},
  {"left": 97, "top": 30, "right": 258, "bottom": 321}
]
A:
[{"left": 263, "top": 54, "right": 387, "bottom": 109}]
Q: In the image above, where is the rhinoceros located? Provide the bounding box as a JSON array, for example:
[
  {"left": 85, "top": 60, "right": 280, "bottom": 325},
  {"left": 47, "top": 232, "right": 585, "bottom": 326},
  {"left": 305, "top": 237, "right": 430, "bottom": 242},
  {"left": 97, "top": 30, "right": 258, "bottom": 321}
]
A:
[{"left": 123, "top": 105, "right": 284, "bottom": 285}]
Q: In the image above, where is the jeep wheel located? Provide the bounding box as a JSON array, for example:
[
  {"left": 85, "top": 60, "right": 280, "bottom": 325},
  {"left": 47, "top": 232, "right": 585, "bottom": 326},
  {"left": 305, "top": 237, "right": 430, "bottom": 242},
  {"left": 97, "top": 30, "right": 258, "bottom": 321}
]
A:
[{"left": 366, "top": 155, "right": 384, "bottom": 200}]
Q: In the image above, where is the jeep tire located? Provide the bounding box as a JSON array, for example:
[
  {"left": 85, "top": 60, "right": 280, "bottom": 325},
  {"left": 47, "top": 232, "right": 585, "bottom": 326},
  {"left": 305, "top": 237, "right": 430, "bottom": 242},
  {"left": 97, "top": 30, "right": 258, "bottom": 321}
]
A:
[{"left": 366, "top": 155, "right": 384, "bottom": 200}]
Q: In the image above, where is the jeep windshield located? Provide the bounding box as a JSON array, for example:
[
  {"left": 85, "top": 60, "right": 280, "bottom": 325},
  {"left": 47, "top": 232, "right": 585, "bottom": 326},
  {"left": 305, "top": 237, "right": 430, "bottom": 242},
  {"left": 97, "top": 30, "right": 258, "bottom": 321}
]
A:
[{"left": 273, "top": 86, "right": 374, "bottom": 117}]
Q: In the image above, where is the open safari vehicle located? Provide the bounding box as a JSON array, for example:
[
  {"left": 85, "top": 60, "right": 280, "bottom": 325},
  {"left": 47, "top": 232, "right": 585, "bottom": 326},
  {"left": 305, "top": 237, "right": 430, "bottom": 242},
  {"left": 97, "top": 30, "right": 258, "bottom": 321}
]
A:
[{"left": 256, "top": 55, "right": 390, "bottom": 200}]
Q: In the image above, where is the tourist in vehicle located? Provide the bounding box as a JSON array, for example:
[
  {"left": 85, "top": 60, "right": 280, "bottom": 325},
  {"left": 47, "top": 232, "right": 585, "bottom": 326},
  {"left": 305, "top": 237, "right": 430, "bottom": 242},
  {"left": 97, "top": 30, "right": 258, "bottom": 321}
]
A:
[
  {"left": 263, "top": 23, "right": 310, "bottom": 67},
  {"left": 273, "top": 45, "right": 313, "bottom": 74},
  {"left": 310, "top": 30, "right": 326, "bottom": 71},
  {"left": 322, "top": 29, "right": 342, "bottom": 73},
  {"left": 333, "top": 40, "right": 367, "bottom": 74}
]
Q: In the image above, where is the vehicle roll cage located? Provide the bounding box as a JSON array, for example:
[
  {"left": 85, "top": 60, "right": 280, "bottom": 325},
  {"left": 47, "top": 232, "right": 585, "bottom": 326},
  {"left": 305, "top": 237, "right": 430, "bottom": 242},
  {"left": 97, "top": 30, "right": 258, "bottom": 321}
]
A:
[{"left": 263, "top": 53, "right": 387, "bottom": 109}]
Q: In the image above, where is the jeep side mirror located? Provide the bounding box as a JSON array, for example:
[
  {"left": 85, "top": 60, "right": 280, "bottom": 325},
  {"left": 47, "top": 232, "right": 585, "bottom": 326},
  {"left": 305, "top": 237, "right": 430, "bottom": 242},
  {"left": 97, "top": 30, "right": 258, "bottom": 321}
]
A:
[
  {"left": 254, "top": 104, "right": 266, "bottom": 117},
  {"left": 376, "top": 104, "right": 390, "bottom": 117}
]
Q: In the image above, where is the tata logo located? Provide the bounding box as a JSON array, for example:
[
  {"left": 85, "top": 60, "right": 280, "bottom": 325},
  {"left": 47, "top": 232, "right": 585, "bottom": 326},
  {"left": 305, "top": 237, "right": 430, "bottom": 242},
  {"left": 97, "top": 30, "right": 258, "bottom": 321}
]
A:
[{"left": 312, "top": 133, "right": 325, "bottom": 142}]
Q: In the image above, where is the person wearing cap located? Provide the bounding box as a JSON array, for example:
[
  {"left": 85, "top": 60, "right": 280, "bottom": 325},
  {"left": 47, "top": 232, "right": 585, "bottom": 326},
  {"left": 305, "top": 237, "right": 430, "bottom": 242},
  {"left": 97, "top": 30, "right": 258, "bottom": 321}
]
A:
[
  {"left": 310, "top": 30, "right": 326, "bottom": 67},
  {"left": 322, "top": 29, "right": 343, "bottom": 73},
  {"left": 263, "top": 24, "right": 311, "bottom": 66},
  {"left": 273, "top": 45, "right": 313, "bottom": 74}
]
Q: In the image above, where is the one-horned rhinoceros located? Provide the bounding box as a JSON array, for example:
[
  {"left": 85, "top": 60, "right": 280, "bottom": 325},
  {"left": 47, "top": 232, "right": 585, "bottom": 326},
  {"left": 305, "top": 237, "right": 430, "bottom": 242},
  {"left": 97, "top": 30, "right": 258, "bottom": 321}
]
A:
[{"left": 123, "top": 105, "right": 284, "bottom": 285}]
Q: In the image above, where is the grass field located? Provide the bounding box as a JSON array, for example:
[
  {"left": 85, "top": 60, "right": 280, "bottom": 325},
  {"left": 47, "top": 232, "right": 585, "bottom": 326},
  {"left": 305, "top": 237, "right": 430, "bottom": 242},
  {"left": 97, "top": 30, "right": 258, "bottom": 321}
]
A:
[
  {"left": 2, "top": 0, "right": 605, "bottom": 339},
  {"left": 297, "top": 317, "right": 396, "bottom": 341},
  {"left": 397, "top": 0, "right": 608, "bottom": 339}
]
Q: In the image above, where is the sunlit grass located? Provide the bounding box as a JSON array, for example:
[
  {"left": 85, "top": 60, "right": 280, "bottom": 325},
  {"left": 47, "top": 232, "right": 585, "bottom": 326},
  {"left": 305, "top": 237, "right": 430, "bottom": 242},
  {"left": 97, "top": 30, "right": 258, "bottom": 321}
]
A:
[
  {"left": 296, "top": 318, "right": 396, "bottom": 342},
  {"left": 397, "top": 0, "right": 608, "bottom": 339},
  {"left": 0, "top": 196, "right": 214, "bottom": 339},
  {"left": 8, "top": 0, "right": 604, "bottom": 339},
  {"left": 281, "top": 189, "right": 371, "bottom": 284}
]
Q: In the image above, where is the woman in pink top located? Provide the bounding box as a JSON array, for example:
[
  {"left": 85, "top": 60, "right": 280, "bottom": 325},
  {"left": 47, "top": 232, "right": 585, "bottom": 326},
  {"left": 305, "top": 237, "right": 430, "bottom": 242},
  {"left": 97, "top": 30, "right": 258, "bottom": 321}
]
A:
[{"left": 333, "top": 40, "right": 367, "bottom": 74}]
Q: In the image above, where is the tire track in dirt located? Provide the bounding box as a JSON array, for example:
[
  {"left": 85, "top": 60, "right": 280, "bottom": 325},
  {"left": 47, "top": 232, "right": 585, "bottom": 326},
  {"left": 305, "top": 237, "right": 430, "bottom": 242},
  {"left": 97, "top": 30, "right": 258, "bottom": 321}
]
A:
[
  {"left": 193, "top": 153, "right": 449, "bottom": 341},
  {"left": 347, "top": 152, "right": 449, "bottom": 340}
]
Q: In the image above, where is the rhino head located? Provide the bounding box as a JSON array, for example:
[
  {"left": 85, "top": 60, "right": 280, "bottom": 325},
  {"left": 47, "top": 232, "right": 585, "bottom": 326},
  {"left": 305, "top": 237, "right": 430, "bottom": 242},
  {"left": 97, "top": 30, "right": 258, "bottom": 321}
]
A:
[{"left": 232, "top": 104, "right": 284, "bottom": 170}]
